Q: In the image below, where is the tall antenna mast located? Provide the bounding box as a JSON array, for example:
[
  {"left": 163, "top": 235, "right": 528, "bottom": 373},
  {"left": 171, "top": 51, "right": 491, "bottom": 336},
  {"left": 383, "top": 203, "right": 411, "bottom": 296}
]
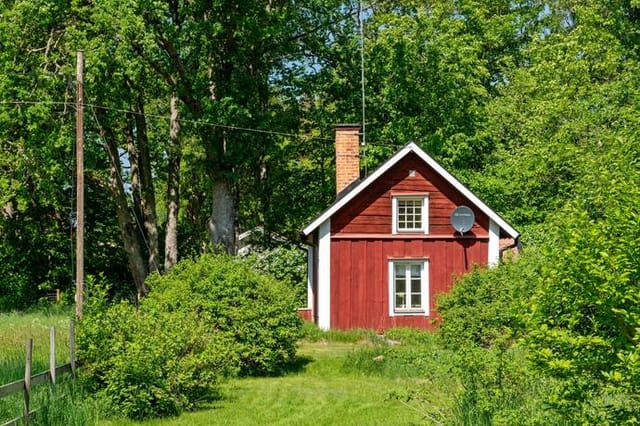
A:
[
  {"left": 75, "top": 50, "right": 84, "bottom": 320},
  {"left": 359, "top": 1, "right": 367, "bottom": 176}
]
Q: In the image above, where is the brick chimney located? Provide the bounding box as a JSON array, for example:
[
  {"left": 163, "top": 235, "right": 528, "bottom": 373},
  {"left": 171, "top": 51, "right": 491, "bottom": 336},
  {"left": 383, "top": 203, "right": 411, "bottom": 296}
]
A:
[{"left": 335, "top": 124, "right": 361, "bottom": 194}]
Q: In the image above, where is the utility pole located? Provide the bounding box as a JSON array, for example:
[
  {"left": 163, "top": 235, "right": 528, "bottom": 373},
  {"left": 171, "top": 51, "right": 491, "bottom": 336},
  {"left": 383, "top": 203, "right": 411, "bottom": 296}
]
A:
[{"left": 75, "top": 50, "right": 84, "bottom": 320}]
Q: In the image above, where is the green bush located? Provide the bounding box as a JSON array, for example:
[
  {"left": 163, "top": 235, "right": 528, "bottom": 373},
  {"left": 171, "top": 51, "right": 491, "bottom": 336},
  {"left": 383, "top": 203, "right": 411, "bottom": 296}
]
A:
[
  {"left": 243, "top": 246, "right": 307, "bottom": 307},
  {"left": 78, "top": 254, "right": 302, "bottom": 420},
  {"left": 437, "top": 252, "right": 541, "bottom": 349},
  {"left": 148, "top": 254, "right": 303, "bottom": 376},
  {"left": 0, "top": 271, "right": 32, "bottom": 311},
  {"left": 526, "top": 165, "right": 640, "bottom": 423}
]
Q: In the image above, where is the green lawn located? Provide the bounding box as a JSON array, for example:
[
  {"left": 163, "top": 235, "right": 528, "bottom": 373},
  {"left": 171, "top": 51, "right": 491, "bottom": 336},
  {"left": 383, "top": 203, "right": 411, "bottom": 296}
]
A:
[{"left": 103, "top": 340, "right": 442, "bottom": 426}]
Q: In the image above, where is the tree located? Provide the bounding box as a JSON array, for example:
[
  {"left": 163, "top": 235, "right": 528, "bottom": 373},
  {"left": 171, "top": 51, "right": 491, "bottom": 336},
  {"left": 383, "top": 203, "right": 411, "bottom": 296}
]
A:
[
  {"left": 0, "top": 0, "right": 131, "bottom": 306},
  {"left": 526, "top": 139, "right": 640, "bottom": 422},
  {"left": 468, "top": 0, "right": 640, "bottom": 236}
]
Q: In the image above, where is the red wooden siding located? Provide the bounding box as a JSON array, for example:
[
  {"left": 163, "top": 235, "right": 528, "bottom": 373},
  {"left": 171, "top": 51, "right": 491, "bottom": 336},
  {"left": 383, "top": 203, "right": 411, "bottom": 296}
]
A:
[
  {"left": 298, "top": 308, "right": 313, "bottom": 322},
  {"left": 330, "top": 238, "right": 488, "bottom": 331},
  {"left": 331, "top": 153, "right": 490, "bottom": 236}
]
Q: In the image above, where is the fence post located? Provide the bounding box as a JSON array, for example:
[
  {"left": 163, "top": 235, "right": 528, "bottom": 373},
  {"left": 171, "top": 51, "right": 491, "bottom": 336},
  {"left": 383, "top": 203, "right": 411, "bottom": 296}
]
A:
[
  {"left": 69, "top": 320, "right": 76, "bottom": 378},
  {"left": 49, "top": 326, "right": 56, "bottom": 386},
  {"left": 24, "top": 338, "right": 32, "bottom": 424}
]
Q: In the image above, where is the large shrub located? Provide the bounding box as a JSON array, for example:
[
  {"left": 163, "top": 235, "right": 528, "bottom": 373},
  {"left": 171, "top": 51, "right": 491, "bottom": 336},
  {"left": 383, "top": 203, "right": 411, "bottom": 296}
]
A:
[
  {"left": 78, "top": 254, "right": 302, "bottom": 419},
  {"left": 526, "top": 161, "right": 640, "bottom": 423},
  {"left": 435, "top": 255, "right": 561, "bottom": 425},
  {"left": 437, "top": 251, "right": 541, "bottom": 349},
  {"left": 147, "top": 253, "right": 303, "bottom": 375}
]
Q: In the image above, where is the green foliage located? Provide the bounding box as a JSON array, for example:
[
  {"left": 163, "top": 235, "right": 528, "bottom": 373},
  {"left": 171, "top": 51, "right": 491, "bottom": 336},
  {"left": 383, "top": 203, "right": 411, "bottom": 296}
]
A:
[
  {"left": 450, "top": 345, "right": 565, "bottom": 426},
  {"left": 146, "top": 254, "right": 303, "bottom": 376},
  {"left": 437, "top": 254, "right": 541, "bottom": 349},
  {"left": 243, "top": 245, "right": 307, "bottom": 307},
  {"left": 526, "top": 147, "right": 640, "bottom": 423},
  {"left": 0, "top": 270, "right": 31, "bottom": 311},
  {"left": 78, "top": 292, "right": 236, "bottom": 419},
  {"left": 77, "top": 254, "right": 302, "bottom": 420}
]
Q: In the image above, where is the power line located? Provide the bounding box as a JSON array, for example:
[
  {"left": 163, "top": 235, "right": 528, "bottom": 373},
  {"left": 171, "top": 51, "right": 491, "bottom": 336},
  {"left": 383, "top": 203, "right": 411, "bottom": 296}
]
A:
[{"left": 0, "top": 100, "right": 335, "bottom": 143}]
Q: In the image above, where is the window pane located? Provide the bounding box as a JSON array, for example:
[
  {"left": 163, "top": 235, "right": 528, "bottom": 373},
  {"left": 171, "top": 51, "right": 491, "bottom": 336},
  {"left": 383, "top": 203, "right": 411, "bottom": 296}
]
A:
[
  {"left": 411, "top": 265, "right": 421, "bottom": 277},
  {"left": 411, "top": 278, "right": 421, "bottom": 294},
  {"left": 395, "top": 265, "right": 404, "bottom": 278},
  {"left": 392, "top": 261, "right": 426, "bottom": 312},
  {"left": 411, "top": 294, "right": 422, "bottom": 308}
]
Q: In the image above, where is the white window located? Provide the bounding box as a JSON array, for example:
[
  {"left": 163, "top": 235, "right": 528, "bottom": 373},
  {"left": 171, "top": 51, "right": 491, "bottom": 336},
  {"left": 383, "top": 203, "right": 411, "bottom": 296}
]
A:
[
  {"left": 388, "top": 260, "right": 429, "bottom": 316},
  {"left": 392, "top": 195, "right": 429, "bottom": 234}
]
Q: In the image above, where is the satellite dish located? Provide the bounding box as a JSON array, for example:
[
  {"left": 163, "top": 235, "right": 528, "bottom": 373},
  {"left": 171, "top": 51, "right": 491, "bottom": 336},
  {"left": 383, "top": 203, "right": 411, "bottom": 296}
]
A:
[{"left": 451, "top": 206, "right": 475, "bottom": 234}]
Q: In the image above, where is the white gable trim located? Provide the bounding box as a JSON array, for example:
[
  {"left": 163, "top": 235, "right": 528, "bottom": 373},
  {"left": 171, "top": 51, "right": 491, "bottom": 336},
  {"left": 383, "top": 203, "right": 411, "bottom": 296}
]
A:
[
  {"left": 306, "top": 245, "right": 314, "bottom": 309},
  {"left": 302, "top": 142, "right": 519, "bottom": 239},
  {"left": 317, "top": 219, "right": 331, "bottom": 330},
  {"left": 488, "top": 219, "right": 500, "bottom": 266}
]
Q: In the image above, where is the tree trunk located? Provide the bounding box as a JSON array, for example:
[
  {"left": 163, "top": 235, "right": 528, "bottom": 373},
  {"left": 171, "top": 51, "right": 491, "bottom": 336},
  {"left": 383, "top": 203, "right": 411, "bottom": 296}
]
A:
[
  {"left": 134, "top": 98, "right": 160, "bottom": 274},
  {"left": 208, "top": 178, "right": 235, "bottom": 254},
  {"left": 164, "top": 94, "right": 181, "bottom": 271},
  {"left": 125, "top": 120, "right": 143, "bottom": 234},
  {"left": 102, "top": 126, "right": 149, "bottom": 297}
]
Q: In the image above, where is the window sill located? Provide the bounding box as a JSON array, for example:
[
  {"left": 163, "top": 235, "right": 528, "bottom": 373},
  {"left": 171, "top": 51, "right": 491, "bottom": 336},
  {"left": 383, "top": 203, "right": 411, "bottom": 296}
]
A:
[{"left": 392, "top": 310, "right": 427, "bottom": 316}]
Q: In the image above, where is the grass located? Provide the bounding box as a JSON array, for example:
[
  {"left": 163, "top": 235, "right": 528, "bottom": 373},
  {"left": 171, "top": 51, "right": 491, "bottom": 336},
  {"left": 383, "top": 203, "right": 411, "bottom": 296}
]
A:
[
  {"left": 0, "top": 308, "right": 72, "bottom": 382},
  {"left": 0, "top": 307, "right": 96, "bottom": 425},
  {"left": 102, "top": 329, "right": 457, "bottom": 426}
]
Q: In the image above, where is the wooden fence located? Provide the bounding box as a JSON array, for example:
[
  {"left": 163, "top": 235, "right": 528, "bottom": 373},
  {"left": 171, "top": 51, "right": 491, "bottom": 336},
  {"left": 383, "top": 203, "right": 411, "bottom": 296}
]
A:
[{"left": 0, "top": 321, "right": 76, "bottom": 426}]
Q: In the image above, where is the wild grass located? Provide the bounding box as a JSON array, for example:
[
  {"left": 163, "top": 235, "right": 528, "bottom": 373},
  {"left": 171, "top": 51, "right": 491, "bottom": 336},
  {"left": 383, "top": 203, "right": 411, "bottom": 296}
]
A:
[
  {"left": 0, "top": 308, "right": 72, "bottom": 383},
  {"left": 299, "top": 321, "right": 379, "bottom": 343},
  {"left": 0, "top": 308, "right": 99, "bottom": 425}
]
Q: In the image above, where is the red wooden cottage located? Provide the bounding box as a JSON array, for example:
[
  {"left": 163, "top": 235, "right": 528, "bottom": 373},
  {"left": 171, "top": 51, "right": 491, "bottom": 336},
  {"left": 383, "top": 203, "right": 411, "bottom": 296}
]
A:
[{"left": 300, "top": 125, "right": 519, "bottom": 331}]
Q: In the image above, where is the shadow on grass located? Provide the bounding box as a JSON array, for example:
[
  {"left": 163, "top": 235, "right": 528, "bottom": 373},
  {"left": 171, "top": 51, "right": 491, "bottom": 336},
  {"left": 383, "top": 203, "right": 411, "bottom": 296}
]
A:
[
  {"left": 236, "top": 354, "right": 314, "bottom": 379},
  {"left": 281, "top": 355, "right": 313, "bottom": 375}
]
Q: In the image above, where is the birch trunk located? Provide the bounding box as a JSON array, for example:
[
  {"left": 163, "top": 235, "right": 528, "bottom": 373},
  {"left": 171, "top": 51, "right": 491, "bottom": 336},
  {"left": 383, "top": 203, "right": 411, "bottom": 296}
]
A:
[
  {"left": 125, "top": 120, "right": 143, "bottom": 233},
  {"left": 164, "top": 94, "right": 181, "bottom": 271},
  {"left": 102, "top": 127, "right": 149, "bottom": 297}
]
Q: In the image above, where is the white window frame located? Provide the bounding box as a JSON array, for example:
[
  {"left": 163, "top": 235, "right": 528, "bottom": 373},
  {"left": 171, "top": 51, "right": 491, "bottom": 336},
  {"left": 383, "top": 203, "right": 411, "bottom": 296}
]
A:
[
  {"left": 388, "top": 259, "right": 429, "bottom": 316},
  {"left": 392, "top": 195, "right": 429, "bottom": 234}
]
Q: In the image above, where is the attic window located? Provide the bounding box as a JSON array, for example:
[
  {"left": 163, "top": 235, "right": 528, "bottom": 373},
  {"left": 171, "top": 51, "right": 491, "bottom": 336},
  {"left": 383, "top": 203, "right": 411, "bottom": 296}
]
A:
[{"left": 392, "top": 195, "right": 429, "bottom": 234}]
